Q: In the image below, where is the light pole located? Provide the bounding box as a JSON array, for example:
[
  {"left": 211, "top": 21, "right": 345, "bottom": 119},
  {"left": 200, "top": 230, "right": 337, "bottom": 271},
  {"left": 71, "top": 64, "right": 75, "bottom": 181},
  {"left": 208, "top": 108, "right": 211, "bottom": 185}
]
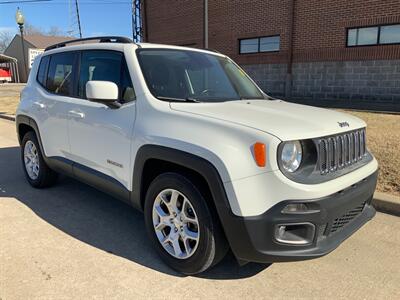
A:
[{"left": 15, "top": 7, "right": 28, "bottom": 82}]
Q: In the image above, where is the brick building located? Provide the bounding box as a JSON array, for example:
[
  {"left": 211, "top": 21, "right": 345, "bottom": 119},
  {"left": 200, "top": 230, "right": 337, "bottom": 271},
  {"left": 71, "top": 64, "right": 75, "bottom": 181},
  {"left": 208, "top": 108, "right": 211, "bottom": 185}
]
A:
[{"left": 142, "top": 0, "right": 400, "bottom": 111}]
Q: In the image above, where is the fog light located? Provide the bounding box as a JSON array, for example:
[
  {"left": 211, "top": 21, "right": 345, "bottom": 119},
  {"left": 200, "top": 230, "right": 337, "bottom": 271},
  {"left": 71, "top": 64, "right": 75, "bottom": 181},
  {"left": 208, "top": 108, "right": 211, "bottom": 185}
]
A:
[
  {"left": 275, "top": 223, "right": 315, "bottom": 245},
  {"left": 281, "top": 203, "right": 309, "bottom": 214}
]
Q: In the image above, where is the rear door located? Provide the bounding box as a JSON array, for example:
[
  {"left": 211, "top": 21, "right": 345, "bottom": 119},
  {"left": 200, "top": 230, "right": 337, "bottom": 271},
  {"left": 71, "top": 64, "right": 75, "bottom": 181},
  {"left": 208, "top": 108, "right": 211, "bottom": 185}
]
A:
[
  {"left": 67, "top": 50, "right": 136, "bottom": 189},
  {"left": 35, "top": 52, "right": 77, "bottom": 161}
]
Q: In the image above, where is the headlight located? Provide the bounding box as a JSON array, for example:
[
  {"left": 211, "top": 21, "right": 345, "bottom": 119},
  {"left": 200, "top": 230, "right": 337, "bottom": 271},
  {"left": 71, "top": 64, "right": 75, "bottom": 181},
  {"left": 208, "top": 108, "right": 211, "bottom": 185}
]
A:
[{"left": 281, "top": 141, "right": 302, "bottom": 172}]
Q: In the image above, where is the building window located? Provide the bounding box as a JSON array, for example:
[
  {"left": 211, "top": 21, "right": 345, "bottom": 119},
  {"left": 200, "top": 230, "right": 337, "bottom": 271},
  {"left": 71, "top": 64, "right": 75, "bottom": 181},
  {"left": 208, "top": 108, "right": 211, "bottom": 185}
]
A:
[
  {"left": 380, "top": 24, "right": 400, "bottom": 44},
  {"left": 239, "top": 35, "right": 280, "bottom": 54},
  {"left": 347, "top": 24, "right": 400, "bottom": 46}
]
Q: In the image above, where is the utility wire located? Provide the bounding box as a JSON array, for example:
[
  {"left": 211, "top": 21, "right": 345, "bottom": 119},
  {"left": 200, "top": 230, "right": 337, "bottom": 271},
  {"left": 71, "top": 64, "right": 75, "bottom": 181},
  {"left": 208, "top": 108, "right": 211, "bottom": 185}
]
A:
[
  {"left": 0, "top": 0, "right": 51, "bottom": 4},
  {"left": 0, "top": 0, "right": 131, "bottom": 4}
]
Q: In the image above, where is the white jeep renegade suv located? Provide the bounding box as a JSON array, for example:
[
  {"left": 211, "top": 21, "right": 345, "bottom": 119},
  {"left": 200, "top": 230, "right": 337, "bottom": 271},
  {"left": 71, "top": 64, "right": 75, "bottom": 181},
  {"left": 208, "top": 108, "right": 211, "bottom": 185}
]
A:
[{"left": 16, "top": 36, "right": 378, "bottom": 274}]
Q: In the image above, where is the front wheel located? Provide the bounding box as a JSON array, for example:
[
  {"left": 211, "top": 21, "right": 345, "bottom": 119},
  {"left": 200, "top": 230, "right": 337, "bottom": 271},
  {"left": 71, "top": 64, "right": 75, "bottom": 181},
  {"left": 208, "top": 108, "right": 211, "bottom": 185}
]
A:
[{"left": 144, "top": 172, "right": 228, "bottom": 274}]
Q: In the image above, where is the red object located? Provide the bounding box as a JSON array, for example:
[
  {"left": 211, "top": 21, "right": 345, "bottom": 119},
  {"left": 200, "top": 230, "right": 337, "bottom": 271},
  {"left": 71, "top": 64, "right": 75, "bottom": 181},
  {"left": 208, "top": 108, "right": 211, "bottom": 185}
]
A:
[
  {"left": 0, "top": 68, "right": 11, "bottom": 77},
  {"left": 0, "top": 67, "right": 11, "bottom": 82}
]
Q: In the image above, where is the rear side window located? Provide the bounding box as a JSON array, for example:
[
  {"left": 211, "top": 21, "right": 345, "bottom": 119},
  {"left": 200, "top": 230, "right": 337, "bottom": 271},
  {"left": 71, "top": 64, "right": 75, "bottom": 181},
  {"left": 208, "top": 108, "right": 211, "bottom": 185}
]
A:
[
  {"left": 37, "top": 55, "right": 49, "bottom": 87},
  {"left": 78, "top": 50, "right": 135, "bottom": 103},
  {"left": 46, "top": 52, "right": 76, "bottom": 96}
]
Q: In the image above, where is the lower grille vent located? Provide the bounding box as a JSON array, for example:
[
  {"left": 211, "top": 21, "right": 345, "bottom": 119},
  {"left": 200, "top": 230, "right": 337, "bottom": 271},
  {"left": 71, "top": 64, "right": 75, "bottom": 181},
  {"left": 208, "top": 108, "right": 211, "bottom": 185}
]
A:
[{"left": 329, "top": 201, "right": 366, "bottom": 234}]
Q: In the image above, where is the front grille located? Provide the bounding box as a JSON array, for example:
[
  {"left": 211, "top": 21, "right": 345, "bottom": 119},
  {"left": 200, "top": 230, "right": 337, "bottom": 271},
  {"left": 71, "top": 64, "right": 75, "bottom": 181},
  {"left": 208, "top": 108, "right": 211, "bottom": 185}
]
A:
[
  {"left": 317, "top": 128, "right": 367, "bottom": 175},
  {"left": 329, "top": 201, "right": 367, "bottom": 234}
]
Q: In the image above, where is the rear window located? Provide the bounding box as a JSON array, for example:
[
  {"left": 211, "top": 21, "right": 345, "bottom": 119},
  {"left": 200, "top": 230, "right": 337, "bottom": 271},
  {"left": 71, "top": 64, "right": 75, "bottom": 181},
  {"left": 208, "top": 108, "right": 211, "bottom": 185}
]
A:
[
  {"left": 46, "top": 52, "right": 76, "bottom": 96},
  {"left": 37, "top": 55, "right": 50, "bottom": 87}
]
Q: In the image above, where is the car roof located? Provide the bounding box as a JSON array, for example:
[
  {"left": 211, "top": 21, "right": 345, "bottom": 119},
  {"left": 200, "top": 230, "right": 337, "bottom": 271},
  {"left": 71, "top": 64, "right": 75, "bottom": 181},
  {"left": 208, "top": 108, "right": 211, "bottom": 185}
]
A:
[{"left": 43, "top": 39, "right": 224, "bottom": 57}]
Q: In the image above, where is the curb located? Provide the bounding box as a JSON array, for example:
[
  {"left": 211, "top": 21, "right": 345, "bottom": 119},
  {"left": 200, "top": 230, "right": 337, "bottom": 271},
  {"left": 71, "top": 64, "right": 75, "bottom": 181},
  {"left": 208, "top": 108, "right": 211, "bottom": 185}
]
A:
[
  {"left": 0, "top": 113, "right": 398, "bottom": 216},
  {"left": 373, "top": 192, "right": 400, "bottom": 217},
  {"left": 0, "top": 114, "right": 15, "bottom": 122}
]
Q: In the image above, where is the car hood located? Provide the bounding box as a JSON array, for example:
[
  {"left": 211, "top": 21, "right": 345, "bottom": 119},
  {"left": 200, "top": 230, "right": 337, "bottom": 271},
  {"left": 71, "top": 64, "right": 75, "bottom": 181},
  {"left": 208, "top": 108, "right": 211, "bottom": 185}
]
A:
[{"left": 170, "top": 100, "right": 366, "bottom": 141}]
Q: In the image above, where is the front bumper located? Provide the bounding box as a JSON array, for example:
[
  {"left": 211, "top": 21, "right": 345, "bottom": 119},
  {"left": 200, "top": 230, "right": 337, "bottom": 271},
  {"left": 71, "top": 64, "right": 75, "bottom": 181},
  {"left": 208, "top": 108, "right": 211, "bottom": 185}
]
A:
[{"left": 222, "top": 170, "right": 378, "bottom": 263}]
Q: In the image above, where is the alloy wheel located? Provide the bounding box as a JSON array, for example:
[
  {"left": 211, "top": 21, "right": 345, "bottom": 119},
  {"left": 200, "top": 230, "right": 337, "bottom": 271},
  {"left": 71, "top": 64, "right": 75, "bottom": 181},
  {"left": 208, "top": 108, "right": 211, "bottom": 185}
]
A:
[{"left": 152, "top": 189, "right": 200, "bottom": 259}]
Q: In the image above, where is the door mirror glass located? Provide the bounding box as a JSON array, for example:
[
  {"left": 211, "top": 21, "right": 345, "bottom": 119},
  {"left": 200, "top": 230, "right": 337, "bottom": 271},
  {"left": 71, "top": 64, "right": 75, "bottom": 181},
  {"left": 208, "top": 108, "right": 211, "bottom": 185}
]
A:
[{"left": 86, "top": 80, "right": 120, "bottom": 108}]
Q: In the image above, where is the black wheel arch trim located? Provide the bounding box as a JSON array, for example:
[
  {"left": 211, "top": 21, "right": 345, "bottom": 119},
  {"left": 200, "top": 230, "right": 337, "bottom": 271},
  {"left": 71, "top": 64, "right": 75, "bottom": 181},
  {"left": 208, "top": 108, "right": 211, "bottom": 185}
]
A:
[
  {"left": 131, "top": 144, "right": 247, "bottom": 260},
  {"left": 16, "top": 115, "right": 46, "bottom": 156},
  {"left": 130, "top": 144, "right": 232, "bottom": 211}
]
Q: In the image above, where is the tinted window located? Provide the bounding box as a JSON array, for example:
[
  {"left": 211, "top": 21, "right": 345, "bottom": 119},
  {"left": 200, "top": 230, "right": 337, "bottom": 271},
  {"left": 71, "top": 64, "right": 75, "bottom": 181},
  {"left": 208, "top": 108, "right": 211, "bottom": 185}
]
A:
[
  {"left": 259, "top": 36, "right": 280, "bottom": 52},
  {"left": 347, "top": 29, "right": 358, "bottom": 46},
  {"left": 78, "top": 50, "right": 135, "bottom": 103},
  {"left": 380, "top": 24, "right": 400, "bottom": 44},
  {"left": 46, "top": 52, "right": 76, "bottom": 96},
  {"left": 357, "top": 27, "right": 379, "bottom": 45},
  {"left": 240, "top": 38, "right": 259, "bottom": 54},
  {"left": 347, "top": 24, "right": 400, "bottom": 46},
  {"left": 240, "top": 36, "right": 280, "bottom": 54},
  {"left": 137, "top": 49, "right": 265, "bottom": 102},
  {"left": 37, "top": 55, "right": 49, "bottom": 87}
]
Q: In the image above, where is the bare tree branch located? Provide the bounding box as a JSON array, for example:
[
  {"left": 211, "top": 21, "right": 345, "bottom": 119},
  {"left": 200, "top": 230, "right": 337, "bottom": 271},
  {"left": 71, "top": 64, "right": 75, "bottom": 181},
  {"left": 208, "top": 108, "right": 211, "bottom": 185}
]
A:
[{"left": 0, "top": 31, "right": 13, "bottom": 53}]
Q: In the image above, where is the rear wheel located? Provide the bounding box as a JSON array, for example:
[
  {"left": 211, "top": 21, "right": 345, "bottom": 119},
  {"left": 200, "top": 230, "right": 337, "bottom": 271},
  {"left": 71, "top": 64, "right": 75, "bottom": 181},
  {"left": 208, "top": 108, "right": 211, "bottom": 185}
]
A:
[
  {"left": 21, "top": 131, "right": 58, "bottom": 188},
  {"left": 144, "top": 172, "right": 228, "bottom": 274}
]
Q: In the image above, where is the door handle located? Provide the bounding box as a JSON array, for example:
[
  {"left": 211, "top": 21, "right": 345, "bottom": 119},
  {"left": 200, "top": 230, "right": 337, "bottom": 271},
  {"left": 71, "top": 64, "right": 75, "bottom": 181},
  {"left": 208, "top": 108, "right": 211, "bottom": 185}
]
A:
[
  {"left": 68, "top": 110, "right": 85, "bottom": 119},
  {"left": 33, "top": 101, "right": 46, "bottom": 109}
]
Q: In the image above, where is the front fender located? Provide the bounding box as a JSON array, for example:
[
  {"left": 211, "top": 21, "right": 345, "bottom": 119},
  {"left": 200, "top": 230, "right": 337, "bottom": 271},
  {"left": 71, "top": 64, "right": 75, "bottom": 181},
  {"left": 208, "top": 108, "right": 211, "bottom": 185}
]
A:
[{"left": 131, "top": 144, "right": 230, "bottom": 211}]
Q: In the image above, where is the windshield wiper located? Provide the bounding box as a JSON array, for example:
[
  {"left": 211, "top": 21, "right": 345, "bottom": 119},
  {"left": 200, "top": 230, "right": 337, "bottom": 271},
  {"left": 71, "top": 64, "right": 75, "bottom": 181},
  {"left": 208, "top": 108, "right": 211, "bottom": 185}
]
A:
[{"left": 157, "top": 96, "right": 201, "bottom": 103}]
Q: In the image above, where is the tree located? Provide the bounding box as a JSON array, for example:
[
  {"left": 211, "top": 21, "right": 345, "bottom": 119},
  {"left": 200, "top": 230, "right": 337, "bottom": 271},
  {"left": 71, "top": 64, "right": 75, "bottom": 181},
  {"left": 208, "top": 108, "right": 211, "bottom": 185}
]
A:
[
  {"left": 0, "top": 31, "right": 13, "bottom": 53},
  {"left": 47, "top": 26, "right": 65, "bottom": 36},
  {"left": 23, "top": 23, "right": 44, "bottom": 35},
  {"left": 0, "top": 23, "right": 66, "bottom": 53},
  {"left": 24, "top": 23, "right": 66, "bottom": 36}
]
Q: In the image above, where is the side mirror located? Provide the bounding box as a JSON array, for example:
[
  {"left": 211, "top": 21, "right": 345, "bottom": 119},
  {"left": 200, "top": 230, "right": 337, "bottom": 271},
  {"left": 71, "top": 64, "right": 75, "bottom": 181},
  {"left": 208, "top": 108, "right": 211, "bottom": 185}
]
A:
[{"left": 86, "top": 80, "right": 121, "bottom": 108}]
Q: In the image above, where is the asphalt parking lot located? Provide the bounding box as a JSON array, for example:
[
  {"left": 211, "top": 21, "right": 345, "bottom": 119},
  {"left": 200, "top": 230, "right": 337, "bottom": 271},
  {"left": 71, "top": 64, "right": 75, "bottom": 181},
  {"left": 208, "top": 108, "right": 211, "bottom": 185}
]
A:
[{"left": 1, "top": 118, "right": 400, "bottom": 299}]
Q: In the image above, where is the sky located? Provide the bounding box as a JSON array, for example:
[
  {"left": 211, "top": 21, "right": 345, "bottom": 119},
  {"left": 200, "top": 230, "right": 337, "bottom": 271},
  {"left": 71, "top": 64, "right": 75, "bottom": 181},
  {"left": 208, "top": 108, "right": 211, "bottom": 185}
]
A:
[{"left": 0, "top": 0, "right": 134, "bottom": 38}]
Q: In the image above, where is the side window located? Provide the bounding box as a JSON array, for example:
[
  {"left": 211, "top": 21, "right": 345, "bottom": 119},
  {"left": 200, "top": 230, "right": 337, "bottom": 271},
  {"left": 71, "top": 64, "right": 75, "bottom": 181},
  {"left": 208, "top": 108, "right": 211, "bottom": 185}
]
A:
[
  {"left": 78, "top": 50, "right": 135, "bottom": 103},
  {"left": 37, "top": 55, "right": 50, "bottom": 87},
  {"left": 120, "top": 63, "right": 136, "bottom": 103},
  {"left": 46, "top": 52, "right": 76, "bottom": 96}
]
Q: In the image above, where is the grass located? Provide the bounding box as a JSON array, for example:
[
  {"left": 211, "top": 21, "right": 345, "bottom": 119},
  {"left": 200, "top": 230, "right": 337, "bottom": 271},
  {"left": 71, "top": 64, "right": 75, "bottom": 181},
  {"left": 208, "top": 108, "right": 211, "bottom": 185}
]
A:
[
  {"left": 0, "top": 96, "right": 20, "bottom": 115},
  {"left": 342, "top": 110, "right": 400, "bottom": 197},
  {"left": 0, "top": 86, "right": 398, "bottom": 197},
  {"left": 0, "top": 84, "right": 23, "bottom": 115}
]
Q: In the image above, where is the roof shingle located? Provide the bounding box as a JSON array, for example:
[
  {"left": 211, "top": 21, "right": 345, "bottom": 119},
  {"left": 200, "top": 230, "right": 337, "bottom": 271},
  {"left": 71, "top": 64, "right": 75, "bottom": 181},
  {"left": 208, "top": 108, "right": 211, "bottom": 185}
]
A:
[{"left": 22, "top": 34, "right": 75, "bottom": 49}]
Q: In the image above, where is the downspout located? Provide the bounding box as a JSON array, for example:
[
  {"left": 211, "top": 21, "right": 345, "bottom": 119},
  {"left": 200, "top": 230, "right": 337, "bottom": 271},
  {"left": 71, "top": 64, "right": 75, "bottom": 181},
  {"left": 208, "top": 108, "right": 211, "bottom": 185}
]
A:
[
  {"left": 285, "top": 0, "right": 295, "bottom": 98},
  {"left": 204, "top": 0, "right": 208, "bottom": 48},
  {"left": 143, "top": 0, "right": 149, "bottom": 42}
]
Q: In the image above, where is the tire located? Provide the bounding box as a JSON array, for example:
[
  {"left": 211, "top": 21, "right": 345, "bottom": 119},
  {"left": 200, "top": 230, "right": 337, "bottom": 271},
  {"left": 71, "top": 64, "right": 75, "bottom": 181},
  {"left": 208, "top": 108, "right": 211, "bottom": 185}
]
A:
[
  {"left": 21, "top": 131, "right": 58, "bottom": 188},
  {"left": 144, "top": 172, "right": 228, "bottom": 274}
]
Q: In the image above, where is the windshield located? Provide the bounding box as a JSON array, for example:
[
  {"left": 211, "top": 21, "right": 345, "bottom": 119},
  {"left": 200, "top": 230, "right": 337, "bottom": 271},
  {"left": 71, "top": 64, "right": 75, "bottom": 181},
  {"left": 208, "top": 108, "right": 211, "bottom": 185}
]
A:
[{"left": 136, "top": 49, "right": 267, "bottom": 102}]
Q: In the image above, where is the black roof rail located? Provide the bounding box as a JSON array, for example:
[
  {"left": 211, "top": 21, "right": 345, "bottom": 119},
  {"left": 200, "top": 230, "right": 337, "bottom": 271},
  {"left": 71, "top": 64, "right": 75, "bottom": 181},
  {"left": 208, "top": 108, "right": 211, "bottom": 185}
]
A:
[{"left": 45, "top": 36, "right": 134, "bottom": 51}]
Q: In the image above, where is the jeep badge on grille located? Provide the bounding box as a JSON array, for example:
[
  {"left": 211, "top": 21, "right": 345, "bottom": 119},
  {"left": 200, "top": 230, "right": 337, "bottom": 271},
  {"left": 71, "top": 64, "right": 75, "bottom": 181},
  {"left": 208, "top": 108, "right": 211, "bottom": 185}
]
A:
[{"left": 338, "top": 121, "right": 349, "bottom": 128}]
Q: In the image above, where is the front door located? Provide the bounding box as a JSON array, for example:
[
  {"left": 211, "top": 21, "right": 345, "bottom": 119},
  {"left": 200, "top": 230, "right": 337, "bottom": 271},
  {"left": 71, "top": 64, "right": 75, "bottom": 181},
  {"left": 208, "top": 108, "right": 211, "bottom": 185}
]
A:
[{"left": 67, "top": 50, "right": 136, "bottom": 189}]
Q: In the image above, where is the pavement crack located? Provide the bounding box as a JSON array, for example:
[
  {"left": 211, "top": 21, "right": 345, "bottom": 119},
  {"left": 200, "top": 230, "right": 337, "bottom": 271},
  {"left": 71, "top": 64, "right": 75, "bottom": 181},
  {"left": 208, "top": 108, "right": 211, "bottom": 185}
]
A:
[{"left": 34, "top": 261, "right": 52, "bottom": 281}]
